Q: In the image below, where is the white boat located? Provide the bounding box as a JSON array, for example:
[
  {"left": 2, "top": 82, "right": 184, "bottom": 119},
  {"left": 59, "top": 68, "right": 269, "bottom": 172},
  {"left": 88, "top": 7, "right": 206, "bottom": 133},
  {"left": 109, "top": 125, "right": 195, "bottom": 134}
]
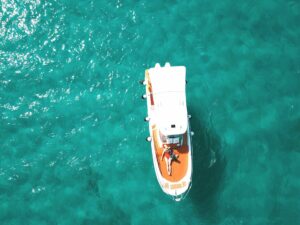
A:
[{"left": 142, "top": 63, "right": 193, "bottom": 201}]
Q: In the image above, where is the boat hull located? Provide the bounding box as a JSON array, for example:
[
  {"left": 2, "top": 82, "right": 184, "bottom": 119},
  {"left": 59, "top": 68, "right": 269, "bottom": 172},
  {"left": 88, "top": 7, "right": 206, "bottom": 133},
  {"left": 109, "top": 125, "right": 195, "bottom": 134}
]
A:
[{"left": 144, "top": 67, "right": 193, "bottom": 201}]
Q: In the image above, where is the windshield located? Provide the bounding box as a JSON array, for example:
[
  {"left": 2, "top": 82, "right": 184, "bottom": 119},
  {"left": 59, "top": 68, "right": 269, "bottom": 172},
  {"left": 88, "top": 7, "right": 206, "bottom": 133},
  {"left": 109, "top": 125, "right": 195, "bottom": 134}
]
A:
[{"left": 159, "top": 132, "right": 183, "bottom": 145}]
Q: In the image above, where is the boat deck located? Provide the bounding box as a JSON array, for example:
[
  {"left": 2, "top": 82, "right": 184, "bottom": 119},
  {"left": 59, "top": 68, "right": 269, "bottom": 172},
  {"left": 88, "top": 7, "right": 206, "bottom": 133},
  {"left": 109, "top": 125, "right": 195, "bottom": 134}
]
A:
[{"left": 152, "top": 126, "right": 189, "bottom": 182}]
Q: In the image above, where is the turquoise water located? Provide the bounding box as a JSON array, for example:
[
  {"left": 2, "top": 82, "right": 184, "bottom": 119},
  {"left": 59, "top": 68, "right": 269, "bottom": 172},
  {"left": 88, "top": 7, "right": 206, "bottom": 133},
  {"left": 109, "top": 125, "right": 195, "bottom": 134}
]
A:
[{"left": 1, "top": 0, "right": 300, "bottom": 224}]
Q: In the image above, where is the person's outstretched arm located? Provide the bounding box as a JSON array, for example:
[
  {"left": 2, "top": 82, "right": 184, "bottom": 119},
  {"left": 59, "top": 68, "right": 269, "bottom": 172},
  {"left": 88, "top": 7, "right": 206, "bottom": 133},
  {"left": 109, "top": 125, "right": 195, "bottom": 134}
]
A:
[{"left": 161, "top": 149, "right": 166, "bottom": 161}]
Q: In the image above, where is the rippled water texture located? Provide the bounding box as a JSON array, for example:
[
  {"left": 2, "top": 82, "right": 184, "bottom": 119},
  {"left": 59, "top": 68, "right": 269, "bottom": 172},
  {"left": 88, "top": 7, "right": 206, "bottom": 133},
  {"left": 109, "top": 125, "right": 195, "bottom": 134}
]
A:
[{"left": 1, "top": 0, "right": 300, "bottom": 224}]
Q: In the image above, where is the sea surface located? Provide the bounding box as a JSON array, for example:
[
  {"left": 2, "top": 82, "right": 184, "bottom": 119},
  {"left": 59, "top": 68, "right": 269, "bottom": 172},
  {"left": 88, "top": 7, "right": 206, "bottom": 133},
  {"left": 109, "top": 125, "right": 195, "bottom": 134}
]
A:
[{"left": 1, "top": 0, "right": 300, "bottom": 224}]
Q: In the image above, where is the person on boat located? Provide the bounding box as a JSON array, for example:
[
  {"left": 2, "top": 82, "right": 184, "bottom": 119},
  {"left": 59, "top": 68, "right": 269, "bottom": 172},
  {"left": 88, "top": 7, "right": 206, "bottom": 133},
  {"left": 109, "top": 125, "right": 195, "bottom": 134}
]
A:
[{"left": 161, "top": 145, "right": 179, "bottom": 176}]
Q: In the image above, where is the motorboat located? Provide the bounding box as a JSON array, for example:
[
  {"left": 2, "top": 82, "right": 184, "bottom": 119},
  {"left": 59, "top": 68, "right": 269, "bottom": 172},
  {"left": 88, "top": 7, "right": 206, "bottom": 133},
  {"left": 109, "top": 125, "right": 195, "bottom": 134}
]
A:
[{"left": 141, "top": 63, "right": 193, "bottom": 201}]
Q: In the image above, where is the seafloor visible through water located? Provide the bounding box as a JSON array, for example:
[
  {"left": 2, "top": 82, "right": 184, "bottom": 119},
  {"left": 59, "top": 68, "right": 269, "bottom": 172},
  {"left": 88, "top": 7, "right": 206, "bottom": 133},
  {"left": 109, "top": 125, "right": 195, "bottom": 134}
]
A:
[{"left": 1, "top": 0, "right": 300, "bottom": 224}]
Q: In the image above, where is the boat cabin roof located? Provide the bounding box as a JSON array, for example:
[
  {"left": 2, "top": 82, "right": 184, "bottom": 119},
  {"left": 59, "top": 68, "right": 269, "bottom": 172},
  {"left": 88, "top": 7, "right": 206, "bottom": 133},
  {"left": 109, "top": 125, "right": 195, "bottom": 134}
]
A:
[{"left": 148, "top": 64, "right": 188, "bottom": 136}]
